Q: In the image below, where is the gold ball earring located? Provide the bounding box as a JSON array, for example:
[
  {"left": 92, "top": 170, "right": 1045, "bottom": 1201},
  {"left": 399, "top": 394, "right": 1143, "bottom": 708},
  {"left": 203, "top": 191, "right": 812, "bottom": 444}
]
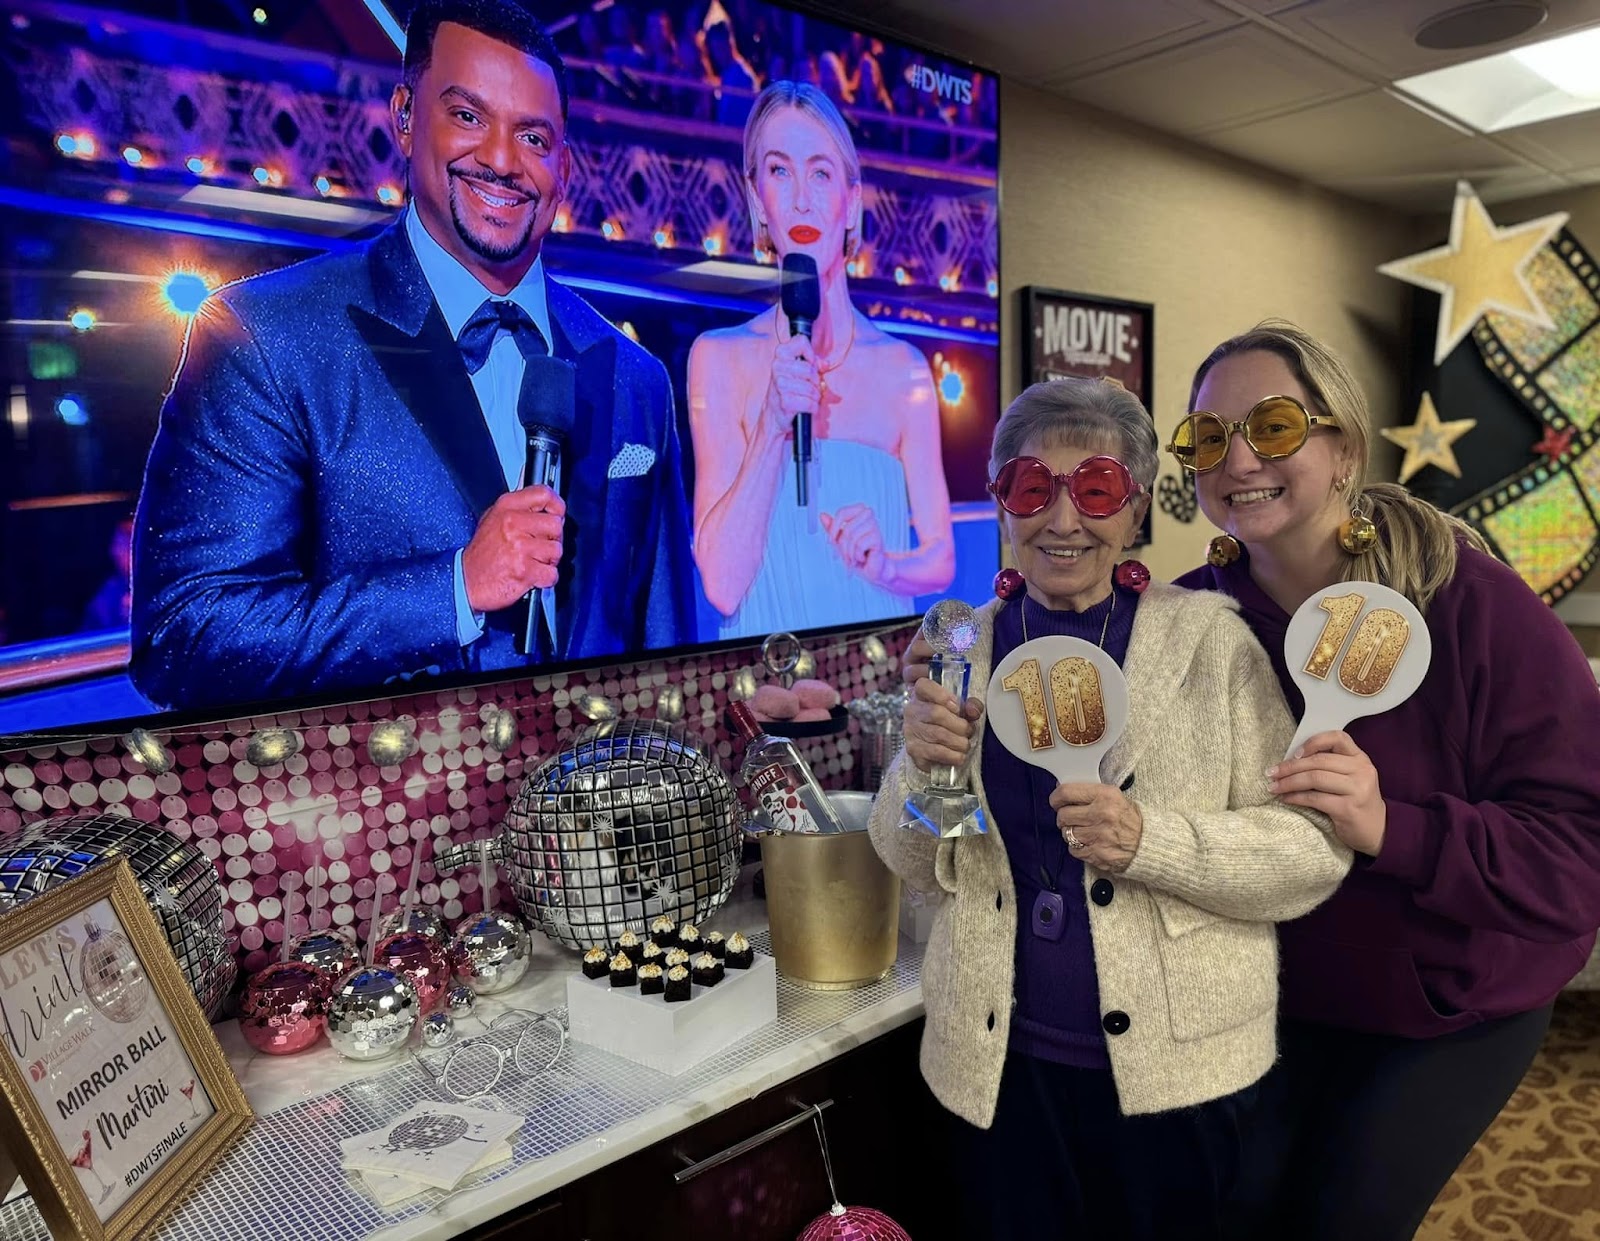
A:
[
  {"left": 1336, "top": 493, "right": 1377, "bottom": 555},
  {"left": 1207, "top": 534, "right": 1241, "bottom": 567}
]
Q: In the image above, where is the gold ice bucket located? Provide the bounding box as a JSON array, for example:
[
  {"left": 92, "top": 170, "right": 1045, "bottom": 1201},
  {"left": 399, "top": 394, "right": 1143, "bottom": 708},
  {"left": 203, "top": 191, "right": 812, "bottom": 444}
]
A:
[{"left": 761, "top": 792, "right": 901, "bottom": 990}]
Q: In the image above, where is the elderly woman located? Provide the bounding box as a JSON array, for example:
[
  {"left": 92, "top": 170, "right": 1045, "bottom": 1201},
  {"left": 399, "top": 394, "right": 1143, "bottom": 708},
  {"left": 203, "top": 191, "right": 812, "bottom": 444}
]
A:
[
  {"left": 1174, "top": 322, "right": 1600, "bottom": 1241},
  {"left": 688, "top": 80, "right": 954, "bottom": 639},
  {"left": 872, "top": 376, "right": 1351, "bottom": 1239}
]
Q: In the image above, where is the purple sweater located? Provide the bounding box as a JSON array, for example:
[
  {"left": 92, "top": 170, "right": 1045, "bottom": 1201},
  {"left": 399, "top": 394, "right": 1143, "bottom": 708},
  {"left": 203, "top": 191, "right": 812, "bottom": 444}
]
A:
[
  {"left": 980, "top": 585, "right": 1138, "bottom": 1068},
  {"left": 1177, "top": 545, "right": 1600, "bottom": 1037}
]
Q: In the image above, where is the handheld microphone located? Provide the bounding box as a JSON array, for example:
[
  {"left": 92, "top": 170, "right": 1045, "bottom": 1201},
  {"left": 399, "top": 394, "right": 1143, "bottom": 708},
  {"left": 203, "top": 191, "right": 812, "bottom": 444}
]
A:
[
  {"left": 516, "top": 356, "right": 577, "bottom": 656},
  {"left": 780, "top": 253, "right": 821, "bottom": 508}
]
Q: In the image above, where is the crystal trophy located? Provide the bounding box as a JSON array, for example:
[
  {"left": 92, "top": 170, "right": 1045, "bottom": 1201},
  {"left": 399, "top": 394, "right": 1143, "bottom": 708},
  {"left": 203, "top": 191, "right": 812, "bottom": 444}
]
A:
[{"left": 903, "top": 600, "right": 987, "bottom": 837}]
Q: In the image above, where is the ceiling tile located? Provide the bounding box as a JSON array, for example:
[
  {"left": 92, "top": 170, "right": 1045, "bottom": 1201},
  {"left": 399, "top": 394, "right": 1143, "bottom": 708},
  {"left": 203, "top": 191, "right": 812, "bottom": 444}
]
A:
[
  {"left": 1200, "top": 88, "right": 1528, "bottom": 183},
  {"left": 1266, "top": 0, "right": 1600, "bottom": 81},
  {"left": 1063, "top": 23, "right": 1369, "bottom": 135},
  {"left": 1491, "top": 112, "right": 1600, "bottom": 174},
  {"left": 1326, "top": 166, "right": 1569, "bottom": 211}
]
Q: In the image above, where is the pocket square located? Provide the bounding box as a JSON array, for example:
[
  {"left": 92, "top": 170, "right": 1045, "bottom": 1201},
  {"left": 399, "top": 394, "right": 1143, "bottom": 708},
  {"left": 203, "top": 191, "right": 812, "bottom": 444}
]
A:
[{"left": 608, "top": 443, "right": 656, "bottom": 479}]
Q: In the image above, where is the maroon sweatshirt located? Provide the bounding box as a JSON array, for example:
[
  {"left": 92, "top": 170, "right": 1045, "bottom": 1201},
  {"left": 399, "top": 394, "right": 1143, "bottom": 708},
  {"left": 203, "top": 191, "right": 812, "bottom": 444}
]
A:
[{"left": 1178, "top": 544, "right": 1600, "bottom": 1037}]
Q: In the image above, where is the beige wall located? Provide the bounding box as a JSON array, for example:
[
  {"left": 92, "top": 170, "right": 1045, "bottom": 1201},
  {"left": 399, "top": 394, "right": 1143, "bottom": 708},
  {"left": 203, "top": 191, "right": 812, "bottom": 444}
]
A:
[{"left": 997, "top": 82, "right": 1418, "bottom": 582}]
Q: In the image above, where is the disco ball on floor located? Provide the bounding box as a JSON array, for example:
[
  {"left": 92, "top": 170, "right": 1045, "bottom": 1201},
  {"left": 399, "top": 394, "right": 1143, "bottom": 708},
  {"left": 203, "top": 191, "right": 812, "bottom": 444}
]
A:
[{"left": 0, "top": 812, "right": 236, "bottom": 1019}]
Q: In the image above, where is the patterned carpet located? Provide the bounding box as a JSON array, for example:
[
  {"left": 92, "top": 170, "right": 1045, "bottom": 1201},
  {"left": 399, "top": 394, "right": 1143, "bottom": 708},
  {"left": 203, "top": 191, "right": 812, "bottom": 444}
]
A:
[{"left": 1421, "top": 993, "right": 1600, "bottom": 1240}]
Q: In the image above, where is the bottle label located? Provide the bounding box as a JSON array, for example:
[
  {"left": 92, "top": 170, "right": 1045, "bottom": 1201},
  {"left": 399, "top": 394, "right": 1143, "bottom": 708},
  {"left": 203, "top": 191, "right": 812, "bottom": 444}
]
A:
[{"left": 748, "top": 763, "right": 822, "bottom": 834}]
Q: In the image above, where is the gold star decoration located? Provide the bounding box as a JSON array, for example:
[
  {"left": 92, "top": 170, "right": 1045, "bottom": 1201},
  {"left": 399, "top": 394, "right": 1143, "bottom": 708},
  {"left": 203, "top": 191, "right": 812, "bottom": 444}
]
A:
[
  {"left": 1378, "top": 181, "right": 1567, "bottom": 365},
  {"left": 1381, "top": 392, "right": 1476, "bottom": 484}
]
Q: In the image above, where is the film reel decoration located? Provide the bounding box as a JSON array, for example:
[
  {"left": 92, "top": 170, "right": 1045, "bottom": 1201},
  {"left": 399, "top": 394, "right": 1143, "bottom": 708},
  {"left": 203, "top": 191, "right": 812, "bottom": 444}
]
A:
[
  {"left": 1282, "top": 583, "right": 1432, "bottom": 760},
  {"left": 1156, "top": 472, "right": 1199, "bottom": 523}
]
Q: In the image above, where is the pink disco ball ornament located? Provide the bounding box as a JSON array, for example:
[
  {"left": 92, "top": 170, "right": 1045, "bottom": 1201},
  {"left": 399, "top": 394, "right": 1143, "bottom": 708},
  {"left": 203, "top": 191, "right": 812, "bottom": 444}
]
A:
[
  {"left": 239, "top": 961, "right": 331, "bottom": 1055},
  {"left": 374, "top": 930, "right": 452, "bottom": 1014},
  {"left": 797, "top": 1204, "right": 912, "bottom": 1241}
]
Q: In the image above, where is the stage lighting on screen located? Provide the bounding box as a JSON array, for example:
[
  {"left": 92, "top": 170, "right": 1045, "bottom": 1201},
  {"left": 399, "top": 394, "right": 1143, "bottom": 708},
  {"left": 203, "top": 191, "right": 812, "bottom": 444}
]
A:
[
  {"left": 68, "top": 308, "right": 96, "bottom": 331},
  {"left": 160, "top": 272, "right": 211, "bottom": 318},
  {"left": 55, "top": 395, "right": 87, "bottom": 425}
]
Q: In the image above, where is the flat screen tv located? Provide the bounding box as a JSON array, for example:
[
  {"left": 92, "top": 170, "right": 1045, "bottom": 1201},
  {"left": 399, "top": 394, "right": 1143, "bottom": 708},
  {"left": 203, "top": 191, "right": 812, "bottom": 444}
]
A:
[{"left": 0, "top": 0, "right": 1000, "bottom": 742}]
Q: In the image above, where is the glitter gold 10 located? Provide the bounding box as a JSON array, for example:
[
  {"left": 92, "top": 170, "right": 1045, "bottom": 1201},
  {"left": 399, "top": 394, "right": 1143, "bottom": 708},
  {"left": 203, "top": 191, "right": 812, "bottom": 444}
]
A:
[{"left": 1463, "top": 228, "right": 1600, "bottom": 603}]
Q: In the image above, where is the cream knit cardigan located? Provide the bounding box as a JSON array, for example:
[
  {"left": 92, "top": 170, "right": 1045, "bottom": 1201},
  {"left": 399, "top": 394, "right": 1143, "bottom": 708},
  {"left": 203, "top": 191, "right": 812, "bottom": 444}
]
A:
[{"left": 868, "top": 585, "right": 1352, "bottom": 1125}]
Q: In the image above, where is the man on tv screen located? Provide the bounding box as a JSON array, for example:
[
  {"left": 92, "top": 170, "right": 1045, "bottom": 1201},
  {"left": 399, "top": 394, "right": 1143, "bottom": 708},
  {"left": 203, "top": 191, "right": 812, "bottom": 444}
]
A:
[{"left": 129, "top": 0, "right": 696, "bottom": 712}]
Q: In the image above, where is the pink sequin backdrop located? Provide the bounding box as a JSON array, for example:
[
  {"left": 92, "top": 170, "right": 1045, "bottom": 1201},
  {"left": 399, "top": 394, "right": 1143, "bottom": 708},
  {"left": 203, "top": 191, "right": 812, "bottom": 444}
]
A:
[{"left": 0, "top": 630, "right": 912, "bottom": 977}]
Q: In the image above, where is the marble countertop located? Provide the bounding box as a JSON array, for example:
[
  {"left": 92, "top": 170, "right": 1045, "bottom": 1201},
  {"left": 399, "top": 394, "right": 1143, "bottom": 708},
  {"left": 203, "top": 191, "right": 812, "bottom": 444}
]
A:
[{"left": 213, "top": 867, "right": 925, "bottom": 1241}]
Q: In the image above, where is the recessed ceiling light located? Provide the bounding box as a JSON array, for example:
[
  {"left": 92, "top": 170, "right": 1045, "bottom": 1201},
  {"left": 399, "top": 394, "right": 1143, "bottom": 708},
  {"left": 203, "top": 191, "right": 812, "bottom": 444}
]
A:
[
  {"left": 1396, "top": 21, "right": 1600, "bottom": 131},
  {"left": 1415, "top": 1, "right": 1547, "bottom": 51}
]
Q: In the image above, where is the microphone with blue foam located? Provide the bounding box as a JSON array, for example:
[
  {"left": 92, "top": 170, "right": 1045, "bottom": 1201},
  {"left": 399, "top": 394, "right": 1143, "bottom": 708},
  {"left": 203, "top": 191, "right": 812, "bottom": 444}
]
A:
[
  {"left": 780, "top": 252, "right": 822, "bottom": 523},
  {"left": 516, "top": 355, "right": 577, "bottom": 657}
]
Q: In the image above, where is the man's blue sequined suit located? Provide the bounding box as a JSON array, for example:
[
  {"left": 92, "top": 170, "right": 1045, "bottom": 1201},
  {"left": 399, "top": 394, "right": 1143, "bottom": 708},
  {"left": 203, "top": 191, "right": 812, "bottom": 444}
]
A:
[{"left": 130, "top": 223, "right": 697, "bottom": 711}]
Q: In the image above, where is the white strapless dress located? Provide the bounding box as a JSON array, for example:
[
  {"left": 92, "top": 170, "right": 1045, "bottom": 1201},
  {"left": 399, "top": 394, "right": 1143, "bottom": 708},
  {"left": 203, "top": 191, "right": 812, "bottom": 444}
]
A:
[{"left": 717, "top": 438, "right": 915, "bottom": 640}]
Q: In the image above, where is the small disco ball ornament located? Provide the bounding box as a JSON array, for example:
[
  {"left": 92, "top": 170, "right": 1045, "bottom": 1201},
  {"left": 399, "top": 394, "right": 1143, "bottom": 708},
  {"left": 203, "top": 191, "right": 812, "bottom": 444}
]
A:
[
  {"left": 448, "top": 910, "right": 530, "bottom": 995},
  {"left": 245, "top": 727, "right": 303, "bottom": 767},
  {"left": 122, "top": 727, "right": 173, "bottom": 774},
  {"left": 861, "top": 635, "right": 890, "bottom": 666},
  {"left": 420, "top": 1011, "right": 455, "bottom": 1049},
  {"left": 793, "top": 648, "right": 816, "bottom": 679},
  {"left": 288, "top": 928, "right": 362, "bottom": 980},
  {"left": 445, "top": 984, "right": 476, "bottom": 1017},
  {"left": 239, "top": 961, "right": 330, "bottom": 1055},
  {"left": 374, "top": 930, "right": 452, "bottom": 1014},
  {"left": 0, "top": 813, "right": 235, "bottom": 1019},
  {"left": 573, "top": 691, "right": 618, "bottom": 722},
  {"left": 432, "top": 721, "right": 742, "bottom": 950},
  {"left": 374, "top": 904, "right": 449, "bottom": 949},
  {"left": 481, "top": 705, "right": 519, "bottom": 754},
  {"left": 326, "top": 966, "right": 418, "bottom": 1061},
  {"left": 654, "top": 684, "right": 685, "bottom": 723},
  {"left": 729, "top": 668, "right": 758, "bottom": 702},
  {"left": 367, "top": 718, "right": 418, "bottom": 767},
  {"left": 798, "top": 1204, "right": 913, "bottom": 1241},
  {"left": 79, "top": 916, "right": 150, "bottom": 1024},
  {"left": 922, "top": 599, "right": 979, "bottom": 656}
]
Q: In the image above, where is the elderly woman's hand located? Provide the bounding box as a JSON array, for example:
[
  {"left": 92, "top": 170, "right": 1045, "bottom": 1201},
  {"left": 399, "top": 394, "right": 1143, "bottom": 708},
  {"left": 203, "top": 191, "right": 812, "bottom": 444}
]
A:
[
  {"left": 1050, "top": 783, "right": 1143, "bottom": 873},
  {"left": 1270, "top": 730, "right": 1386, "bottom": 856},
  {"left": 903, "top": 677, "right": 984, "bottom": 775},
  {"left": 901, "top": 633, "right": 935, "bottom": 687}
]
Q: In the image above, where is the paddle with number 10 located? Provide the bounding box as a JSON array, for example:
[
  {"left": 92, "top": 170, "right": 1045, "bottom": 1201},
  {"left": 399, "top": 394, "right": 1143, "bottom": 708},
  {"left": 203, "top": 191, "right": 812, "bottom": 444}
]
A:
[
  {"left": 986, "top": 637, "right": 1131, "bottom": 784},
  {"left": 1282, "top": 582, "right": 1432, "bottom": 760}
]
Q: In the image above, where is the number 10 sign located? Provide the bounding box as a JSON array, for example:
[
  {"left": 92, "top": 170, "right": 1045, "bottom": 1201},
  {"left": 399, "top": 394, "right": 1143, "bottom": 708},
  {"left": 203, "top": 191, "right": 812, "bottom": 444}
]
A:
[
  {"left": 987, "top": 638, "right": 1130, "bottom": 783},
  {"left": 1283, "top": 582, "right": 1432, "bottom": 759}
]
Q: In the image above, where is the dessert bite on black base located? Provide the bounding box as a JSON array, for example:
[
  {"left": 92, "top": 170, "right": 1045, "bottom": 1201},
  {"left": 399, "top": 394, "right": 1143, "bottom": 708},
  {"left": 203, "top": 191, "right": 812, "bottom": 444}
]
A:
[
  {"left": 691, "top": 952, "right": 724, "bottom": 987},
  {"left": 664, "top": 965, "right": 691, "bottom": 1002},
  {"left": 639, "top": 940, "right": 665, "bottom": 970},
  {"left": 582, "top": 946, "right": 610, "bottom": 979},
  {"left": 725, "top": 932, "right": 754, "bottom": 970},
  {"left": 704, "top": 931, "right": 726, "bottom": 960},
  {"left": 676, "top": 924, "right": 702, "bottom": 955},
  {"left": 648, "top": 915, "right": 677, "bottom": 949},
  {"left": 609, "top": 951, "right": 637, "bottom": 988},
  {"left": 638, "top": 963, "right": 664, "bottom": 996},
  {"left": 615, "top": 929, "right": 645, "bottom": 965},
  {"left": 664, "top": 947, "right": 691, "bottom": 972}
]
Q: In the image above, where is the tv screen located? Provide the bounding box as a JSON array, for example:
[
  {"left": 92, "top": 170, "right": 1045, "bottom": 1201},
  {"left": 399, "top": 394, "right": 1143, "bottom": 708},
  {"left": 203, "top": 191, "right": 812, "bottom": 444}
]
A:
[{"left": 0, "top": 0, "right": 1000, "bottom": 740}]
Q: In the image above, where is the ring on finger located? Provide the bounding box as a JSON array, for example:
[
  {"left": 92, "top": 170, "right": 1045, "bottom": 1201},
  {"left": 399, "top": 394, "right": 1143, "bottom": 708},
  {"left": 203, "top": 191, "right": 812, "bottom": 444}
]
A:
[{"left": 1064, "top": 829, "right": 1083, "bottom": 850}]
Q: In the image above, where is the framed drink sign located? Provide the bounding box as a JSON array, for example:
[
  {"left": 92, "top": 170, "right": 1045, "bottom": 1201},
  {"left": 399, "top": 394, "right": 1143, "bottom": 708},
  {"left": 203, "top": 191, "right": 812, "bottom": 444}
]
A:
[
  {"left": 0, "top": 859, "right": 251, "bottom": 1240},
  {"left": 1021, "top": 287, "right": 1157, "bottom": 544}
]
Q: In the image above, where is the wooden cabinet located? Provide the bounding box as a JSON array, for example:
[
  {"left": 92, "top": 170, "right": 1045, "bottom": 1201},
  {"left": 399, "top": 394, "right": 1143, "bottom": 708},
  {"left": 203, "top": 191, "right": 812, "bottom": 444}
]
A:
[{"left": 460, "top": 1020, "right": 943, "bottom": 1241}]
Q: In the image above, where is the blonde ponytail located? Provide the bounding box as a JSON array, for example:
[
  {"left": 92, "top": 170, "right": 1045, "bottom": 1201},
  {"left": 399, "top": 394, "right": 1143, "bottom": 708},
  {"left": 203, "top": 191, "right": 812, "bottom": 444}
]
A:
[{"left": 1343, "top": 483, "right": 1491, "bottom": 612}]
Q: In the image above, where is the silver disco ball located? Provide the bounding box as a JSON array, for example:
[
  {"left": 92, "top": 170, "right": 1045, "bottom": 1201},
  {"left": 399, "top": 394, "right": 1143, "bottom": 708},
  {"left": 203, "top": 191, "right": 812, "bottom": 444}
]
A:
[
  {"left": 436, "top": 721, "right": 742, "bottom": 950},
  {"left": 0, "top": 812, "right": 236, "bottom": 1019}
]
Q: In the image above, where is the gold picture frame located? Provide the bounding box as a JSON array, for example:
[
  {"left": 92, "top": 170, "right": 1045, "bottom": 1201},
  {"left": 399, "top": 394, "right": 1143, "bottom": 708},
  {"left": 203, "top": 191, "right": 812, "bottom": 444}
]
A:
[{"left": 0, "top": 858, "right": 252, "bottom": 1240}]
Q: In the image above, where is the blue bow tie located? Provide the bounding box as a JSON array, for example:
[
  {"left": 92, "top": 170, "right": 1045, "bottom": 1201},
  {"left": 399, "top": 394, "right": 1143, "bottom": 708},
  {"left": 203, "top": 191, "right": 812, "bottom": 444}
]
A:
[{"left": 458, "top": 299, "right": 548, "bottom": 374}]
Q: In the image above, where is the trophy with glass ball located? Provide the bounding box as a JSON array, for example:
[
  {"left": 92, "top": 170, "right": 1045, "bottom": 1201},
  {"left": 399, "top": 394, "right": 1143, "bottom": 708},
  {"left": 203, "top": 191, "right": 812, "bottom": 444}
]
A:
[{"left": 902, "top": 599, "right": 988, "bottom": 837}]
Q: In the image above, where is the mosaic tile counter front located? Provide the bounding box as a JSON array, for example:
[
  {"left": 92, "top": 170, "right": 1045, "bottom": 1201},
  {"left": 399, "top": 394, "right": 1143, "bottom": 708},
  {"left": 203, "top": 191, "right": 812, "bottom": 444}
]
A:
[{"left": 0, "top": 627, "right": 912, "bottom": 978}]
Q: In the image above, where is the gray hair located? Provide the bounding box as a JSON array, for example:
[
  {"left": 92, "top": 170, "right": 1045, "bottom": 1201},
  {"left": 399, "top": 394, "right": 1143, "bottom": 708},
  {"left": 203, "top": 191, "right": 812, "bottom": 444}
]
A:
[{"left": 991, "top": 377, "right": 1160, "bottom": 491}]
